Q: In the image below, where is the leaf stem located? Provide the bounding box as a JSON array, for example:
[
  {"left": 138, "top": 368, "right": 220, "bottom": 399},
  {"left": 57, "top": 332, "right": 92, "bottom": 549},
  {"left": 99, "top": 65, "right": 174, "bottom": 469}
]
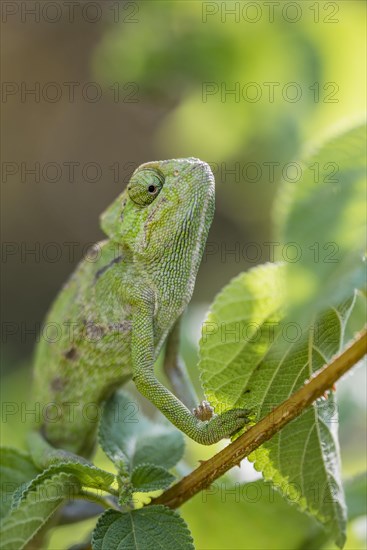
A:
[{"left": 153, "top": 329, "right": 367, "bottom": 509}]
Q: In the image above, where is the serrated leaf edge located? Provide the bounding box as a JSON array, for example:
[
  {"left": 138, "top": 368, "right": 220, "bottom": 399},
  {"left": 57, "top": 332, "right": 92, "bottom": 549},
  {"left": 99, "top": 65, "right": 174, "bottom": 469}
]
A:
[{"left": 1, "top": 472, "right": 80, "bottom": 550}]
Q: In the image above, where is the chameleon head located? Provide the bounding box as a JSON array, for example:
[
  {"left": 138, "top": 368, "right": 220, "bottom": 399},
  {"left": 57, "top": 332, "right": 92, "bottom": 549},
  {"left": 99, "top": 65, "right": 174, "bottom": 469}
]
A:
[{"left": 100, "top": 158, "right": 215, "bottom": 271}]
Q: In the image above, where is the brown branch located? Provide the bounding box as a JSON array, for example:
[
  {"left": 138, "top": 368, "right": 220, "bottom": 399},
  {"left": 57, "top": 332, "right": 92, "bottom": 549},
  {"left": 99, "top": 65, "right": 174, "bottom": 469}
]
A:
[{"left": 153, "top": 329, "right": 367, "bottom": 509}]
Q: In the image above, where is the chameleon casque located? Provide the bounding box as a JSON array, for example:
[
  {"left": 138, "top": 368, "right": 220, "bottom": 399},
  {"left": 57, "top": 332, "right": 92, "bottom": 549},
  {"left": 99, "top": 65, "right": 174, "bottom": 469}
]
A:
[{"left": 32, "top": 158, "right": 248, "bottom": 458}]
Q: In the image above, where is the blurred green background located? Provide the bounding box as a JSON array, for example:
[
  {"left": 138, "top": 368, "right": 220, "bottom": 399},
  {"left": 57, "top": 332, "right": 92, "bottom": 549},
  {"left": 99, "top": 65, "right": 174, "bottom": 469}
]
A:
[{"left": 1, "top": 1, "right": 366, "bottom": 548}]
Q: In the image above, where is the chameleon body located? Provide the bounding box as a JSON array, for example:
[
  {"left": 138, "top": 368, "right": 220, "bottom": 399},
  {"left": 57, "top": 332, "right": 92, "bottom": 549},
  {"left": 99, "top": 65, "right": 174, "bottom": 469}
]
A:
[{"left": 32, "top": 158, "right": 248, "bottom": 457}]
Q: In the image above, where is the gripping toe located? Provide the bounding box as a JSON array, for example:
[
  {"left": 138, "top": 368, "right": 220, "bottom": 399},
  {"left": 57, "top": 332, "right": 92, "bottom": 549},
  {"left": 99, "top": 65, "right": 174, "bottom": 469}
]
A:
[{"left": 193, "top": 400, "right": 214, "bottom": 421}]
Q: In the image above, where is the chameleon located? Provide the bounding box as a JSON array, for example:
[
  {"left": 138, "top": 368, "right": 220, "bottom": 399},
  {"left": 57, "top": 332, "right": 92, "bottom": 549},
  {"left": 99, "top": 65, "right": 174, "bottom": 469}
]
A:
[{"left": 32, "top": 158, "right": 249, "bottom": 458}]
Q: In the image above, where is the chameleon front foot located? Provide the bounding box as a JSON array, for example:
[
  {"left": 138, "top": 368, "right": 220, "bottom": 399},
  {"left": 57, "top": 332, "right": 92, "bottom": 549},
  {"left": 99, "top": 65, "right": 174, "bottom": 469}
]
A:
[
  {"left": 189, "top": 408, "right": 251, "bottom": 445},
  {"left": 193, "top": 400, "right": 214, "bottom": 421}
]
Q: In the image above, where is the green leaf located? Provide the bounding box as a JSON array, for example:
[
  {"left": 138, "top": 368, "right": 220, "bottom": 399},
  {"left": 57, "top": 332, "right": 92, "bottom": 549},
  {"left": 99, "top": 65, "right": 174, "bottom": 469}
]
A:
[
  {"left": 131, "top": 464, "right": 175, "bottom": 493},
  {"left": 275, "top": 123, "right": 366, "bottom": 319},
  {"left": 99, "top": 391, "right": 149, "bottom": 470},
  {"left": 91, "top": 506, "right": 194, "bottom": 550},
  {"left": 23, "top": 432, "right": 115, "bottom": 504},
  {"left": 99, "top": 391, "right": 184, "bottom": 474},
  {"left": 199, "top": 263, "right": 355, "bottom": 547},
  {"left": 0, "top": 448, "right": 40, "bottom": 520},
  {"left": 0, "top": 472, "right": 80, "bottom": 550},
  {"left": 199, "top": 263, "right": 285, "bottom": 411},
  {"left": 132, "top": 431, "right": 185, "bottom": 470},
  {"left": 99, "top": 392, "right": 184, "bottom": 506},
  {"left": 23, "top": 460, "right": 115, "bottom": 496}
]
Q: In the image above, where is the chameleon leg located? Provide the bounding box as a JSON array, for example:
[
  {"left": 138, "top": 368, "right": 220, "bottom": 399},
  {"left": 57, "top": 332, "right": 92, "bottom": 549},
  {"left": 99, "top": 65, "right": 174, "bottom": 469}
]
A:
[
  {"left": 163, "top": 315, "right": 198, "bottom": 411},
  {"left": 132, "top": 304, "right": 250, "bottom": 445}
]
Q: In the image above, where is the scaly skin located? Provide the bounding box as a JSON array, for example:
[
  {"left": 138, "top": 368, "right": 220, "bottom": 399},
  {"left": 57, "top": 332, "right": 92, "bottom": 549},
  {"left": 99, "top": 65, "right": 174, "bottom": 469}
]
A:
[{"left": 32, "top": 158, "right": 248, "bottom": 456}]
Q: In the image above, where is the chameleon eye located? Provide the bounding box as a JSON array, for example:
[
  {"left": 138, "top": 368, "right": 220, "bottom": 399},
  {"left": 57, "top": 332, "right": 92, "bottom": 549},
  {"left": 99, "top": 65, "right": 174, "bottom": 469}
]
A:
[{"left": 127, "top": 169, "right": 164, "bottom": 206}]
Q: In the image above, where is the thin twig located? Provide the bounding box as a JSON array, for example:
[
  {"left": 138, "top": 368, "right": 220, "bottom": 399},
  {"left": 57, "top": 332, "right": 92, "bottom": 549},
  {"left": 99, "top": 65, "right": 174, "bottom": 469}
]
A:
[{"left": 153, "top": 329, "right": 367, "bottom": 509}]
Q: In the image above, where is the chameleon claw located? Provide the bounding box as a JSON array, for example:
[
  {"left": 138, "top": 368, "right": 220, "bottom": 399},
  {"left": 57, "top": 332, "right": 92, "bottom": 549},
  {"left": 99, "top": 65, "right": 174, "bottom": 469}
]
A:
[
  {"left": 322, "top": 383, "right": 337, "bottom": 400},
  {"left": 193, "top": 400, "right": 215, "bottom": 421}
]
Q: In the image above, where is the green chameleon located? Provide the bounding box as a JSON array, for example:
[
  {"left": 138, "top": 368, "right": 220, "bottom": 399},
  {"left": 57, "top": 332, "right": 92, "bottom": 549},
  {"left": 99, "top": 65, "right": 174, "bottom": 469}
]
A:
[{"left": 32, "top": 158, "right": 248, "bottom": 458}]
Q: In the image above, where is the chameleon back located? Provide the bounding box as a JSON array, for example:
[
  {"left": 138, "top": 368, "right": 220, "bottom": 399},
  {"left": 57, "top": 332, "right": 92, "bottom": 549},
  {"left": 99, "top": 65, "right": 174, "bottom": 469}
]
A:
[{"left": 32, "top": 240, "right": 135, "bottom": 455}]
